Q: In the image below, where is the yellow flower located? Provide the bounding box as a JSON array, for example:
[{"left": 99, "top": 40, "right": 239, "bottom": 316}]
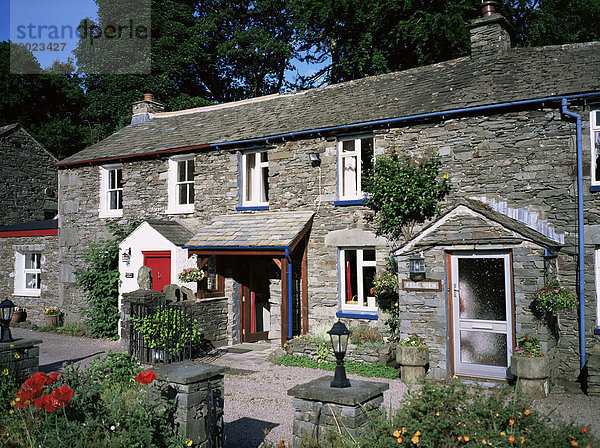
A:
[
  {"left": 393, "top": 430, "right": 401, "bottom": 438},
  {"left": 15, "top": 398, "right": 20, "bottom": 402},
  {"left": 9, "top": 344, "right": 14, "bottom": 348},
  {"left": 411, "top": 431, "right": 421, "bottom": 444},
  {"left": 508, "top": 435, "right": 516, "bottom": 443},
  {"left": 464, "top": 436, "right": 470, "bottom": 442},
  {"left": 524, "top": 409, "right": 531, "bottom": 416},
  {"left": 435, "top": 411, "right": 440, "bottom": 416},
  {"left": 185, "top": 438, "right": 193, "bottom": 446},
  {"left": 402, "top": 427, "right": 407, "bottom": 434},
  {"left": 500, "top": 432, "right": 506, "bottom": 436},
  {"left": 10, "top": 401, "right": 15, "bottom": 406},
  {"left": 443, "top": 174, "right": 449, "bottom": 179},
  {"left": 2, "top": 368, "right": 8, "bottom": 375},
  {"left": 14, "top": 353, "right": 20, "bottom": 359},
  {"left": 509, "top": 419, "right": 515, "bottom": 426},
  {"left": 397, "top": 437, "right": 403, "bottom": 444},
  {"left": 520, "top": 436, "right": 525, "bottom": 444},
  {"left": 9, "top": 410, "right": 14, "bottom": 414}
]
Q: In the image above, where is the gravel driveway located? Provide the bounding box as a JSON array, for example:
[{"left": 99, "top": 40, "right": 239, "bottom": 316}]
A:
[{"left": 10, "top": 329, "right": 600, "bottom": 447}]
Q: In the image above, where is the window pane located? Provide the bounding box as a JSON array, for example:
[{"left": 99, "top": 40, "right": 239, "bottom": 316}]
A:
[
  {"left": 178, "top": 161, "right": 186, "bottom": 182},
  {"left": 344, "top": 250, "right": 358, "bottom": 304},
  {"left": 245, "top": 153, "right": 255, "bottom": 201},
  {"left": 109, "top": 169, "right": 116, "bottom": 189},
  {"left": 361, "top": 138, "right": 373, "bottom": 176},
  {"left": 25, "top": 253, "right": 39, "bottom": 269},
  {"left": 178, "top": 184, "right": 187, "bottom": 205},
  {"left": 25, "top": 273, "right": 40, "bottom": 289},
  {"left": 261, "top": 165, "right": 269, "bottom": 203},
  {"left": 342, "top": 140, "right": 354, "bottom": 152},
  {"left": 595, "top": 131, "right": 600, "bottom": 182},
  {"left": 186, "top": 160, "right": 194, "bottom": 181},
  {"left": 342, "top": 156, "right": 357, "bottom": 196},
  {"left": 260, "top": 151, "right": 268, "bottom": 163},
  {"left": 363, "top": 249, "right": 375, "bottom": 261},
  {"left": 206, "top": 255, "right": 217, "bottom": 291},
  {"left": 188, "top": 183, "right": 194, "bottom": 204},
  {"left": 117, "top": 190, "right": 123, "bottom": 209},
  {"left": 116, "top": 168, "right": 123, "bottom": 188},
  {"left": 362, "top": 266, "right": 376, "bottom": 306},
  {"left": 458, "top": 258, "right": 506, "bottom": 320},
  {"left": 460, "top": 331, "right": 507, "bottom": 367},
  {"left": 109, "top": 190, "right": 118, "bottom": 210}
]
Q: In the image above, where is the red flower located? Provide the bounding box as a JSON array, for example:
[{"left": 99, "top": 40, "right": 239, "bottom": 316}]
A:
[
  {"left": 52, "top": 385, "right": 74, "bottom": 404},
  {"left": 47, "top": 372, "right": 61, "bottom": 385},
  {"left": 24, "top": 372, "right": 48, "bottom": 391},
  {"left": 40, "top": 394, "right": 65, "bottom": 412},
  {"left": 134, "top": 369, "right": 157, "bottom": 384}
]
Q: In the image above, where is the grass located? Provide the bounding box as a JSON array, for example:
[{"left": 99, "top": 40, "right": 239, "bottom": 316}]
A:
[{"left": 274, "top": 354, "right": 399, "bottom": 379}]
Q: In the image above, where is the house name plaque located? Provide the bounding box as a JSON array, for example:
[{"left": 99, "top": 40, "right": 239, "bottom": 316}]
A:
[{"left": 401, "top": 279, "right": 442, "bottom": 291}]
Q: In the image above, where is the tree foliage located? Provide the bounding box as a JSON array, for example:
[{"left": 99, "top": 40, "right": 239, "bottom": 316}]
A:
[
  {"left": 362, "top": 153, "right": 450, "bottom": 245},
  {"left": 75, "top": 220, "right": 140, "bottom": 338}
]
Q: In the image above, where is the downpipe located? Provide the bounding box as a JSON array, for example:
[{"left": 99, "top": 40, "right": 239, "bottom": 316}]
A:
[{"left": 561, "top": 98, "right": 586, "bottom": 370}]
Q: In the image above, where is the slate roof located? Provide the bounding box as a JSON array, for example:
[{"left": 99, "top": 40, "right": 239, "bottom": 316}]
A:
[
  {"left": 146, "top": 220, "right": 194, "bottom": 246},
  {"left": 397, "top": 199, "right": 562, "bottom": 254},
  {"left": 57, "top": 39, "right": 600, "bottom": 167},
  {"left": 184, "top": 211, "right": 314, "bottom": 248},
  {"left": 0, "top": 124, "right": 19, "bottom": 136},
  {"left": 0, "top": 218, "right": 58, "bottom": 233}
]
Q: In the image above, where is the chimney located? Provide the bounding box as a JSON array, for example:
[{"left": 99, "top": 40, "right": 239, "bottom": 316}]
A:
[
  {"left": 131, "top": 93, "right": 165, "bottom": 125},
  {"left": 467, "top": 1, "right": 513, "bottom": 60}
]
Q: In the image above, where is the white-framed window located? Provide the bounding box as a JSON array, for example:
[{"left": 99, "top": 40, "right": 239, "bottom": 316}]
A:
[
  {"left": 14, "top": 252, "right": 41, "bottom": 297},
  {"left": 339, "top": 247, "right": 377, "bottom": 311},
  {"left": 591, "top": 110, "right": 600, "bottom": 185},
  {"left": 99, "top": 164, "right": 123, "bottom": 217},
  {"left": 337, "top": 136, "right": 373, "bottom": 200},
  {"left": 595, "top": 248, "right": 600, "bottom": 328},
  {"left": 241, "top": 150, "right": 269, "bottom": 207},
  {"left": 167, "top": 155, "right": 195, "bottom": 214}
]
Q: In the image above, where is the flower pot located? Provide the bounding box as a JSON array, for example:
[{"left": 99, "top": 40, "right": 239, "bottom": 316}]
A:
[
  {"left": 397, "top": 345, "right": 429, "bottom": 384},
  {"left": 510, "top": 355, "right": 549, "bottom": 399},
  {"left": 44, "top": 314, "right": 60, "bottom": 328},
  {"left": 10, "top": 311, "right": 26, "bottom": 324}
]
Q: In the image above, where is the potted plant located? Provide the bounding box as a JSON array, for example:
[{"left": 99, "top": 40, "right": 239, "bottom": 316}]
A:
[
  {"left": 510, "top": 334, "right": 549, "bottom": 399},
  {"left": 10, "top": 305, "right": 27, "bottom": 324},
  {"left": 531, "top": 282, "right": 577, "bottom": 318},
  {"left": 42, "top": 307, "right": 61, "bottom": 328},
  {"left": 397, "top": 334, "right": 429, "bottom": 383},
  {"left": 130, "top": 306, "right": 204, "bottom": 364},
  {"left": 178, "top": 267, "right": 206, "bottom": 298}
]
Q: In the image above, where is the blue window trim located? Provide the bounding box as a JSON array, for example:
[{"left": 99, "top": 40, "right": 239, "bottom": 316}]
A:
[
  {"left": 594, "top": 327, "right": 600, "bottom": 335},
  {"left": 336, "top": 310, "right": 378, "bottom": 320},
  {"left": 590, "top": 185, "right": 600, "bottom": 193},
  {"left": 235, "top": 206, "right": 269, "bottom": 211},
  {"left": 333, "top": 199, "right": 365, "bottom": 206}
]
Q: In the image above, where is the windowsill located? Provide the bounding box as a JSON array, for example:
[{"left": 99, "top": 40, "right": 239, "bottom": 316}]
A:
[
  {"left": 336, "top": 310, "right": 378, "bottom": 320},
  {"left": 236, "top": 205, "right": 269, "bottom": 211},
  {"left": 99, "top": 210, "right": 123, "bottom": 218},
  {"left": 334, "top": 199, "right": 365, "bottom": 206},
  {"left": 590, "top": 185, "right": 600, "bottom": 193},
  {"left": 594, "top": 327, "right": 600, "bottom": 335},
  {"left": 13, "top": 290, "right": 41, "bottom": 298},
  {"left": 165, "top": 207, "right": 194, "bottom": 215}
]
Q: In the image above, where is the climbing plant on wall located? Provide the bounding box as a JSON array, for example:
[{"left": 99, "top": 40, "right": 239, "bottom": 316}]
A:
[
  {"left": 76, "top": 220, "right": 140, "bottom": 338},
  {"left": 362, "top": 152, "right": 450, "bottom": 246}
]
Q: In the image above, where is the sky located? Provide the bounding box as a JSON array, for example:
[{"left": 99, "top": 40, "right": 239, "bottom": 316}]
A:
[{"left": 1, "top": 0, "right": 99, "bottom": 69}]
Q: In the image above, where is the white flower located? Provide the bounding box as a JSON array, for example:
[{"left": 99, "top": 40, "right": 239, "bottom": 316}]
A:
[{"left": 110, "top": 425, "right": 115, "bottom": 431}]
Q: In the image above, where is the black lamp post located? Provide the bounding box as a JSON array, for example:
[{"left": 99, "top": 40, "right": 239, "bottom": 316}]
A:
[
  {"left": 328, "top": 320, "right": 352, "bottom": 388},
  {"left": 0, "top": 299, "right": 15, "bottom": 343}
]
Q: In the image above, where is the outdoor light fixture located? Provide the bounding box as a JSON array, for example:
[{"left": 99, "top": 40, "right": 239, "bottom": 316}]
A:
[
  {"left": 308, "top": 152, "right": 321, "bottom": 167},
  {"left": 328, "top": 320, "right": 351, "bottom": 388},
  {"left": 0, "top": 299, "right": 15, "bottom": 343},
  {"left": 122, "top": 248, "right": 131, "bottom": 266},
  {"left": 409, "top": 253, "right": 426, "bottom": 280}
]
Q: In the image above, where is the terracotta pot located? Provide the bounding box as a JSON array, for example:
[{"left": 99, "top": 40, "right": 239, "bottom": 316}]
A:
[
  {"left": 44, "top": 314, "right": 60, "bottom": 328},
  {"left": 511, "top": 354, "right": 549, "bottom": 380},
  {"left": 10, "top": 311, "right": 26, "bottom": 324},
  {"left": 397, "top": 345, "right": 429, "bottom": 366}
]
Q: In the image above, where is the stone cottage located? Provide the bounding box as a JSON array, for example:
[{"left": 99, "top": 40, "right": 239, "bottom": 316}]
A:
[
  {"left": 55, "top": 5, "right": 600, "bottom": 386},
  {"left": 0, "top": 124, "right": 59, "bottom": 322}
]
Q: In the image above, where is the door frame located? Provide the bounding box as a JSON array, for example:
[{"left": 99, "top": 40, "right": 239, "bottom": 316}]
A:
[
  {"left": 447, "top": 251, "right": 516, "bottom": 380},
  {"left": 239, "top": 259, "right": 270, "bottom": 343}
]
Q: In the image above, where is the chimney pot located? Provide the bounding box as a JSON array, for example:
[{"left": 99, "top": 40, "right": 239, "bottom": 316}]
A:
[
  {"left": 144, "top": 93, "right": 153, "bottom": 102},
  {"left": 481, "top": 1, "right": 497, "bottom": 17}
]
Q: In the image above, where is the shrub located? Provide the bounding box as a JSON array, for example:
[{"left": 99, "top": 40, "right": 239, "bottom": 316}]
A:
[
  {"left": 350, "top": 325, "right": 384, "bottom": 346},
  {"left": 514, "top": 334, "right": 544, "bottom": 358},
  {"left": 1, "top": 355, "right": 186, "bottom": 448},
  {"left": 274, "top": 354, "right": 399, "bottom": 379}
]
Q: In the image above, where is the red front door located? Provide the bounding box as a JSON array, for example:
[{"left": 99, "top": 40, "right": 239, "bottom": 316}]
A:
[{"left": 142, "top": 251, "right": 171, "bottom": 292}]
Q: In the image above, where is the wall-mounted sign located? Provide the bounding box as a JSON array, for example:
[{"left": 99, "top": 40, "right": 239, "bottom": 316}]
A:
[
  {"left": 402, "top": 279, "right": 442, "bottom": 291},
  {"left": 125, "top": 273, "right": 134, "bottom": 278}
]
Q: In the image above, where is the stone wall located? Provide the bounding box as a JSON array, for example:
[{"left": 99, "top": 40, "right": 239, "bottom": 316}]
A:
[
  {"left": 0, "top": 126, "right": 57, "bottom": 225},
  {"left": 0, "top": 234, "right": 60, "bottom": 325}
]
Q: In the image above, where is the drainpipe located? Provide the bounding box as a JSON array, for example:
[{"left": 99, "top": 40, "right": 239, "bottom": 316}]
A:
[
  {"left": 561, "top": 98, "right": 586, "bottom": 370},
  {"left": 286, "top": 247, "right": 293, "bottom": 340}
]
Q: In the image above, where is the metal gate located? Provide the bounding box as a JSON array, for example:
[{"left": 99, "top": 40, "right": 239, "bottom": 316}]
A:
[{"left": 129, "top": 302, "right": 194, "bottom": 364}]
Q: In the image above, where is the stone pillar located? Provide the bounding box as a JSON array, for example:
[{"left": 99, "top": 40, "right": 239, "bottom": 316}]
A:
[
  {"left": 153, "top": 361, "right": 228, "bottom": 448},
  {"left": 0, "top": 338, "right": 42, "bottom": 381},
  {"left": 288, "top": 376, "right": 389, "bottom": 446}
]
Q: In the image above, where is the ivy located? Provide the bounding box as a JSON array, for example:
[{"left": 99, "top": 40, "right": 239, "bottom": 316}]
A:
[
  {"left": 362, "top": 153, "right": 450, "bottom": 245},
  {"left": 76, "top": 220, "right": 140, "bottom": 339}
]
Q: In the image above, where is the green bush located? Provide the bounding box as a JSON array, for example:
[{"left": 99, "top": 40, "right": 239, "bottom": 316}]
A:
[
  {"left": 0, "top": 353, "right": 186, "bottom": 448},
  {"left": 76, "top": 220, "right": 139, "bottom": 338},
  {"left": 350, "top": 326, "right": 384, "bottom": 346},
  {"left": 274, "top": 354, "right": 399, "bottom": 379}
]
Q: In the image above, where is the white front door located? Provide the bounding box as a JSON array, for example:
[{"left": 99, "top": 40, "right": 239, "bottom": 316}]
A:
[{"left": 450, "top": 252, "right": 513, "bottom": 380}]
